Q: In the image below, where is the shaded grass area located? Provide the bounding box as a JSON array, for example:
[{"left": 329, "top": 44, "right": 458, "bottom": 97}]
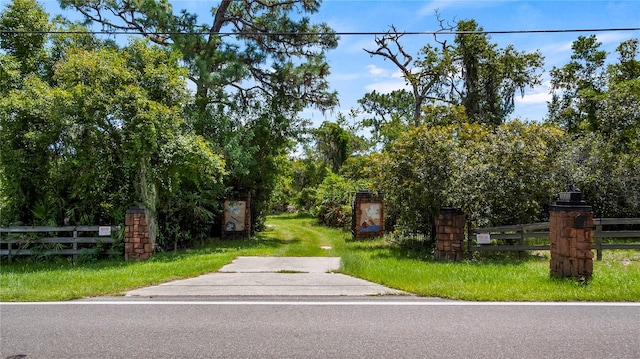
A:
[
  {"left": 264, "top": 213, "right": 345, "bottom": 257},
  {"left": 2, "top": 213, "right": 639, "bottom": 301}
]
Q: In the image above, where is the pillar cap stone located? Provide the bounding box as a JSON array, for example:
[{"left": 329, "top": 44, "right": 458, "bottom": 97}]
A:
[
  {"left": 551, "top": 188, "right": 591, "bottom": 212},
  {"left": 126, "top": 206, "right": 146, "bottom": 214},
  {"left": 439, "top": 207, "right": 464, "bottom": 215}
]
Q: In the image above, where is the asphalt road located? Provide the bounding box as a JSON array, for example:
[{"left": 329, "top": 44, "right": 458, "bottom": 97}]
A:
[{"left": 2, "top": 297, "right": 639, "bottom": 359}]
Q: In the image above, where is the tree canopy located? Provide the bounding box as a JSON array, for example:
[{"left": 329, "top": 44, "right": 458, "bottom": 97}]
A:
[
  {"left": 549, "top": 35, "right": 640, "bottom": 152},
  {"left": 55, "top": 0, "right": 342, "bottom": 230},
  {"left": 59, "top": 0, "right": 338, "bottom": 112},
  {"left": 363, "top": 18, "right": 543, "bottom": 129}
]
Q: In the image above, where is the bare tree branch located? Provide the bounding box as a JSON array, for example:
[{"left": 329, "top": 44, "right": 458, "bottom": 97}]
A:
[{"left": 364, "top": 25, "right": 450, "bottom": 125}]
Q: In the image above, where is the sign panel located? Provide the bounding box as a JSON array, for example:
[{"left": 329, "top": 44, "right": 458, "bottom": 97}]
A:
[
  {"left": 224, "top": 201, "right": 246, "bottom": 232},
  {"left": 98, "top": 226, "right": 112, "bottom": 236},
  {"left": 477, "top": 233, "right": 491, "bottom": 244},
  {"left": 359, "top": 202, "right": 382, "bottom": 232}
]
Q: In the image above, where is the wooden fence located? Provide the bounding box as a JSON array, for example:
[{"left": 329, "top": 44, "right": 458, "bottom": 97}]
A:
[
  {"left": 593, "top": 218, "right": 640, "bottom": 260},
  {"left": 469, "top": 218, "right": 640, "bottom": 260},
  {"left": 0, "top": 225, "right": 121, "bottom": 263}
]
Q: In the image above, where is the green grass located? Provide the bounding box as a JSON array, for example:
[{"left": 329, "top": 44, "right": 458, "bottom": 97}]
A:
[
  {"left": 0, "top": 233, "right": 283, "bottom": 301},
  {"left": 339, "top": 239, "right": 640, "bottom": 301},
  {"left": 263, "top": 213, "right": 345, "bottom": 257},
  {"left": 2, "top": 213, "right": 639, "bottom": 301}
]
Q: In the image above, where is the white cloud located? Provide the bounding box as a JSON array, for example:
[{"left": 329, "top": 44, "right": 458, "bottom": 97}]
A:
[
  {"left": 596, "top": 31, "right": 635, "bottom": 45},
  {"left": 536, "top": 40, "right": 575, "bottom": 68},
  {"left": 364, "top": 65, "right": 409, "bottom": 79},
  {"left": 539, "top": 40, "right": 574, "bottom": 56},
  {"left": 515, "top": 91, "right": 551, "bottom": 105},
  {"left": 512, "top": 82, "right": 552, "bottom": 120},
  {"left": 364, "top": 80, "right": 410, "bottom": 94},
  {"left": 365, "top": 64, "right": 388, "bottom": 76},
  {"left": 327, "top": 64, "right": 405, "bottom": 85},
  {"left": 391, "top": 70, "right": 405, "bottom": 79},
  {"left": 515, "top": 83, "right": 552, "bottom": 106}
]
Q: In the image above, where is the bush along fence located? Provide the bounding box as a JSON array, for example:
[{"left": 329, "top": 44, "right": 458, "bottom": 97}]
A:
[{"left": 0, "top": 225, "right": 121, "bottom": 263}]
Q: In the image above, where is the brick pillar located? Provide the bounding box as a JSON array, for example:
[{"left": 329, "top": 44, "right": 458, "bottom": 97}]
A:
[
  {"left": 124, "top": 206, "right": 153, "bottom": 260},
  {"left": 352, "top": 191, "right": 384, "bottom": 239},
  {"left": 549, "top": 190, "right": 594, "bottom": 281},
  {"left": 435, "top": 207, "right": 466, "bottom": 261}
]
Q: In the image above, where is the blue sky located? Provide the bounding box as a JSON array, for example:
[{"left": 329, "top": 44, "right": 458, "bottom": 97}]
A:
[
  {"left": 25, "top": 0, "right": 640, "bottom": 126},
  {"left": 308, "top": 0, "right": 640, "bottom": 125}
]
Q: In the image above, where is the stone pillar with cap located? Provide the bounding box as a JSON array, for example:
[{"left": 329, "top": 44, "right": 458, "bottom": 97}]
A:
[
  {"left": 124, "top": 206, "right": 153, "bottom": 261},
  {"left": 435, "top": 207, "right": 466, "bottom": 261},
  {"left": 549, "top": 188, "right": 594, "bottom": 281}
]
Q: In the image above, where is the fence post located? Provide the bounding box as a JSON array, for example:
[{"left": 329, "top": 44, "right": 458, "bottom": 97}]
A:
[
  {"left": 72, "top": 229, "right": 78, "bottom": 263},
  {"left": 435, "top": 207, "right": 466, "bottom": 261},
  {"left": 467, "top": 220, "right": 473, "bottom": 260},
  {"left": 518, "top": 226, "right": 525, "bottom": 260},
  {"left": 549, "top": 189, "right": 594, "bottom": 281},
  {"left": 595, "top": 220, "right": 603, "bottom": 261}
]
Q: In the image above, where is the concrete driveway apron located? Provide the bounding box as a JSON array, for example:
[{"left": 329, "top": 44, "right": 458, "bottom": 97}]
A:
[{"left": 125, "top": 256, "right": 407, "bottom": 297}]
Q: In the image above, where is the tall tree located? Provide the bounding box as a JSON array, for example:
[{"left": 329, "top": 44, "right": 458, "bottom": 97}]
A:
[
  {"left": 1, "top": 0, "right": 58, "bottom": 224},
  {"left": 60, "top": 0, "right": 340, "bottom": 223},
  {"left": 1, "top": 1, "right": 227, "bottom": 248},
  {"left": 453, "top": 20, "right": 544, "bottom": 126},
  {"left": 59, "top": 0, "right": 337, "bottom": 113},
  {"left": 313, "top": 120, "right": 352, "bottom": 173},
  {"left": 364, "top": 25, "right": 454, "bottom": 126},
  {"left": 0, "top": 0, "right": 52, "bottom": 76},
  {"left": 363, "top": 18, "right": 543, "bottom": 128},
  {"left": 548, "top": 35, "right": 607, "bottom": 134},
  {"left": 549, "top": 36, "right": 640, "bottom": 152},
  {"left": 356, "top": 89, "right": 415, "bottom": 147}
]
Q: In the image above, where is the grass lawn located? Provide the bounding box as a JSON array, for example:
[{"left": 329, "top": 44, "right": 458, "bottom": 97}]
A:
[
  {"left": 340, "top": 240, "right": 640, "bottom": 301},
  {"left": 0, "top": 232, "right": 284, "bottom": 302},
  {"left": 1, "top": 213, "right": 639, "bottom": 301}
]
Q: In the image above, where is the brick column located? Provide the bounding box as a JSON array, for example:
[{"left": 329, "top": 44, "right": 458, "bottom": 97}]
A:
[
  {"left": 352, "top": 191, "right": 384, "bottom": 239},
  {"left": 125, "top": 206, "right": 153, "bottom": 260},
  {"left": 435, "top": 207, "right": 466, "bottom": 261},
  {"left": 549, "top": 190, "right": 594, "bottom": 281}
]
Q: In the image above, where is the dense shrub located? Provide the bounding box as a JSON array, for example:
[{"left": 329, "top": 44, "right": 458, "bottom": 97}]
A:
[{"left": 311, "top": 172, "right": 368, "bottom": 228}]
